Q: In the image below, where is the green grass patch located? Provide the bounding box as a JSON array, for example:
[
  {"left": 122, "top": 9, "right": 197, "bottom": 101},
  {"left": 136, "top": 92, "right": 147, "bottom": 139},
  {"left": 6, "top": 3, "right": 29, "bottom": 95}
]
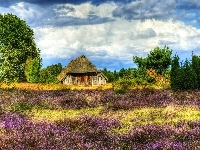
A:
[
  {"left": 26, "top": 106, "right": 103, "bottom": 122},
  {"left": 25, "top": 105, "right": 200, "bottom": 133},
  {"left": 111, "top": 105, "right": 200, "bottom": 133}
]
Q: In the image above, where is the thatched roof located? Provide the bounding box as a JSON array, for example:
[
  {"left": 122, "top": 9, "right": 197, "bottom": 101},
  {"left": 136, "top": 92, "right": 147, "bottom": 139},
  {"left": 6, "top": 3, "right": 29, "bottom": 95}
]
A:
[{"left": 57, "top": 55, "right": 101, "bottom": 81}]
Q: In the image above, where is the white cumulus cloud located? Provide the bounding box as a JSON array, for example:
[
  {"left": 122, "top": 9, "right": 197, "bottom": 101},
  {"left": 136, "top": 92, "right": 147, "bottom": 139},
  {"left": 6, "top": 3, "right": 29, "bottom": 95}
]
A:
[
  {"left": 33, "top": 18, "right": 200, "bottom": 69},
  {"left": 1, "top": 1, "right": 200, "bottom": 70}
]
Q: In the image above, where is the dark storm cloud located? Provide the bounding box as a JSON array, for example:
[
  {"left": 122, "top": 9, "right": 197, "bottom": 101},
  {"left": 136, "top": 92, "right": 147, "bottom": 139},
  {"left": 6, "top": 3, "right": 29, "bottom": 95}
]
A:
[
  {"left": 1, "top": 0, "right": 133, "bottom": 7},
  {"left": 30, "top": 15, "right": 114, "bottom": 27},
  {"left": 177, "top": 3, "right": 200, "bottom": 10},
  {"left": 1, "top": 0, "right": 86, "bottom": 7},
  {"left": 2, "top": 0, "right": 199, "bottom": 22},
  {"left": 0, "top": 2, "right": 114, "bottom": 28},
  {"left": 1, "top": 0, "right": 116, "bottom": 28},
  {"left": 112, "top": 0, "right": 177, "bottom": 20}
]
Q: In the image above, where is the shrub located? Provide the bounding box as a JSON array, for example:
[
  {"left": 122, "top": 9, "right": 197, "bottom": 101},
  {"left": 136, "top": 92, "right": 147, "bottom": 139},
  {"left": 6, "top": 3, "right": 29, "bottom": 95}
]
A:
[
  {"left": 114, "top": 88, "right": 126, "bottom": 94},
  {"left": 112, "top": 77, "right": 136, "bottom": 93}
]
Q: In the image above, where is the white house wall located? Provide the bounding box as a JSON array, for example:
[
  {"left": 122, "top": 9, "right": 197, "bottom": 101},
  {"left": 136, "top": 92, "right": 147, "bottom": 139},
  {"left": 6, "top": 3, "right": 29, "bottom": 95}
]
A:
[{"left": 62, "top": 73, "right": 107, "bottom": 86}]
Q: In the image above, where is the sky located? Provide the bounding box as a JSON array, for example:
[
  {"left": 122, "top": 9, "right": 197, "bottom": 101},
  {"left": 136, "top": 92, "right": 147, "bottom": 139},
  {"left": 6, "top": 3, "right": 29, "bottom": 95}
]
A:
[{"left": 1, "top": 0, "right": 200, "bottom": 71}]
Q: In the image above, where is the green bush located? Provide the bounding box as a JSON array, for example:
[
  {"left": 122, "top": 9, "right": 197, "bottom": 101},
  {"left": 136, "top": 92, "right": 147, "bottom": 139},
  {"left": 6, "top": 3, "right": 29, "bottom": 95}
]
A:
[
  {"left": 112, "top": 66, "right": 158, "bottom": 92},
  {"left": 39, "top": 63, "right": 62, "bottom": 84},
  {"left": 112, "top": 78, "right": 136, "bottom": 93},
  {"left": 114, "top": 88, "right": 126, "bottom": 94}
]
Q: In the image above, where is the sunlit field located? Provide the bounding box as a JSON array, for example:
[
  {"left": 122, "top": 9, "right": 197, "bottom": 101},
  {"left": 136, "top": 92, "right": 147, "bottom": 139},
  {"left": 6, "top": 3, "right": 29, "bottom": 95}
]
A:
[
  {"left": 0, "top": 83, "right": 199, "bottom": 149},
  {"left": 0, "top": 82, "right": 113, "bottom": 90}
]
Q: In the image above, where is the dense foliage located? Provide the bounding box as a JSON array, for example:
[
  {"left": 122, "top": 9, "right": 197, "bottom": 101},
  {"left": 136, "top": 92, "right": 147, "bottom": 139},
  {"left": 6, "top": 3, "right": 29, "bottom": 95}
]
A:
[
  {"left": 170, "top": 54, "right": 200, "bottom": 91},
  {"left": 25, "top": 57, "right": 42, "bottom": 83},
  {"left": 0, "top": 13, "right": 40, "bottom": 83},
  {"left": 101, "top": 68, "right": 119, "bottom": 82},
  {"left": 133, "top": 46, "right": 172, "bottom": 75},
  {"left": 192, "top": 54, "right": 200, "bottom": 88},
  {"left": 103, "top": 67, "right": 149, "bottom": 81},
  {"left": 109, "top": 46, "right": 172, "bottom": 91},
  {"left": 39, "top": 63, "right": 62, "bottom": 83},
  {"left": 112, "top": 67, "right": 170, "bottom": 92}
]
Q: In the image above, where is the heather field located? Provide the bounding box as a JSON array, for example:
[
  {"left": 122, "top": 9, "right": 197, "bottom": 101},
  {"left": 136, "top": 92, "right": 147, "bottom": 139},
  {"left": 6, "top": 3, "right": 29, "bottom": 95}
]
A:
[{"left": 0, "top": 86, "right": 200, "bottom": 149}]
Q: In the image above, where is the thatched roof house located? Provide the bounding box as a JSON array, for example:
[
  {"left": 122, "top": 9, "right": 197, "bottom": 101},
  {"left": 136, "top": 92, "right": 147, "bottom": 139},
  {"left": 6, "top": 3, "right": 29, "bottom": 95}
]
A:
[{"left": 57, "top": 55, "right": 107, "bottom": 86}]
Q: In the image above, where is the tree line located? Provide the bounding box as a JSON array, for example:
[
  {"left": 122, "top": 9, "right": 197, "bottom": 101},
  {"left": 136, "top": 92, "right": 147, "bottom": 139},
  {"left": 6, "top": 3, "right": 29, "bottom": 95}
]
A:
[
  {"left": 1, "top": 13, "right": 200, "bottom": 91},
  {"left": 104, "top": 46, "right": 200, "bottom": 91},
  {"left": 170, "top": 53, "right": 200, "bottom": 90}
]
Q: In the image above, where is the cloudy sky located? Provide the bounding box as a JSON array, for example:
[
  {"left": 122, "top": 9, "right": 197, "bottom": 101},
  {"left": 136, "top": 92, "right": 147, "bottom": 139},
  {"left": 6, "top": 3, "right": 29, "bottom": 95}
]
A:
[{"left": 1, "top": 0, "right": 200, "bottom": 71}]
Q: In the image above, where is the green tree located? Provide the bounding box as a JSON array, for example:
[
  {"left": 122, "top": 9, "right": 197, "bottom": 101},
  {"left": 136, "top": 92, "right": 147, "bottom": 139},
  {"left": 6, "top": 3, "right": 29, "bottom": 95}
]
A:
[
  {"left": 0, "top": 13, "right": 40, "bottom": 83},
  {"left": 133, "top": 56, "right": 147, "bottom": 68},
  {"left": 101, "top": 68, "right": 115, "bottom": 83},
  {"left": 119, "top": 68, "right": 126, "bottom": 78},
  {"left": 113, "top": 70, "right": 119, "bottom": 81},
  {"left": 191, "top": 54, "right": 200, "bottom": 88},
  {"left": 181, "top": 59, "right": 197, "bottom": 90},
  {"left": 126, "top": 68, "right": 134, "bottom": 78},
  {"left": 171, "top": 55, "right": 198, "bottom": 91},
  {"left": 39, "top": 63, "right": 62, "bottom": 84},
  {"left": 170, "top": 55, "right": 181, "bottom": 90},
  {"left": 25, "top": 57, "right": 42, "bottom": 83},
  {"left": 133, "top": 46, "right": 172, "bottom": 74}
]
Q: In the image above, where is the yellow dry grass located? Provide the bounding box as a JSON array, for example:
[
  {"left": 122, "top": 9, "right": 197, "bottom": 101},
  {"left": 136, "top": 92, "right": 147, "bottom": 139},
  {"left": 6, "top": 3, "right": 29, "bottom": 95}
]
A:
[
  {"left": 25, "top": 105, "right": 200, "bottom": 133},
  {"left": 0, "top": 82, "right": 113, "bottom": 91},
  {"left": 0, "top": 82, "right": 169, "bottom": 91},
  {"left": 28, "top": 106, "right": 103, "bottom": 122}
]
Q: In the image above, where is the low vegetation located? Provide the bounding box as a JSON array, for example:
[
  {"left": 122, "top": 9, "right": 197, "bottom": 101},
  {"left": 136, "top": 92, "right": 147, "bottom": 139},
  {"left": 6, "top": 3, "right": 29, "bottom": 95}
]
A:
[
  {"left": 0, "top": 13, "right": 200, "bottom": 149},
  {"left": 0, "top": 88, "right": 199, "bottom": 149}
]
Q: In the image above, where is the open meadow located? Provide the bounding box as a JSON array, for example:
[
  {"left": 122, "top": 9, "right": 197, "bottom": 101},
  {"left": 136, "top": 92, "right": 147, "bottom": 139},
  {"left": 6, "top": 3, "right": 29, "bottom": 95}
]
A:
[
  {"left": 2, "top": 6, "right": 200, "bottom": 150},
  {"left": 0, "top": 83, "right": 200, "bottom": 149}
]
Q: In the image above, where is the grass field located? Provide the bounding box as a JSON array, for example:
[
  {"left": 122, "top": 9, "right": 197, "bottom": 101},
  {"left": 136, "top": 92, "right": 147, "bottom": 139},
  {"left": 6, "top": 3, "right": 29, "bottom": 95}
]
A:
[
  {"left": 0, "top": 82, "right": 113, "bottom": 90},
  {"left": 0, "top": 83, "right": 199, "bottom": 149}
]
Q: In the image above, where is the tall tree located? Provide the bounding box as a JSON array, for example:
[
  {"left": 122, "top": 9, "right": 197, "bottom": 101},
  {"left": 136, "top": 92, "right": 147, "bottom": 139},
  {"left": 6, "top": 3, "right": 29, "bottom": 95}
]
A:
[
  {"left": 170, "top": 55, "right": 181, "bottom": 90},
  {"left": 181, "top": 59, "right": 197, "bottom": 90},
  {"left": 133, "top": 46, "right": 172, "bottom": 74},
  {"left": 119, "top": 68, "right": 126, "bottom": 78},
  {"left": 170, "top": 54, "right": 198, "bottom": 91},
  {"left": 191, "top": 54, "right": 200, "bottom": 88},
  {"left": 0, "top": 13, "right": 40, "bottom": 83}
]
